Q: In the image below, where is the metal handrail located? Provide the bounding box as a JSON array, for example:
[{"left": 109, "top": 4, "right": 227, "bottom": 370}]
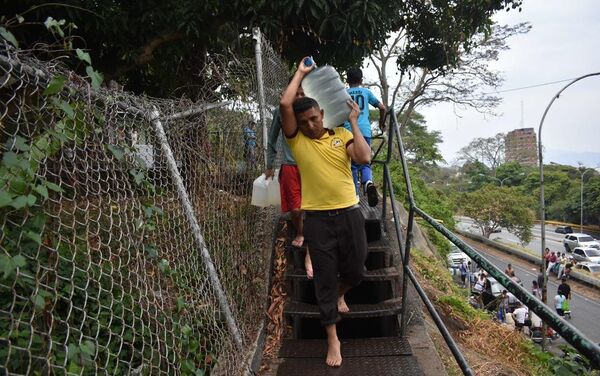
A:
[{"left": 372, "top": 109, "right": 600, "bottom": 373}]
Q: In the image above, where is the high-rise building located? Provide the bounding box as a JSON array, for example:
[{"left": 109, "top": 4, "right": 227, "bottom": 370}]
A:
[{"left": 505, "top": 128, "right": 538, "bottom": 166}]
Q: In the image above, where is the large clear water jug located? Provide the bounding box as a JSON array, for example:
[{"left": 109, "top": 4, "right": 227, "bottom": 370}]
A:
[
  {"left": 251, "top": 174, "right": 269, "bottom": 207},
  {"left": 267, "top": 172, "right": 281, "bottom": 206},
  {"left": 301, "top": 66, "right": 351, "bottom": 129},
  {"left": 251, "top": 172, "right": 280, "bottom": 207}
]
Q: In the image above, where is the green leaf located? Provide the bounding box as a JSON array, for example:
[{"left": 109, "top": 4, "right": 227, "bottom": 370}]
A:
[
  {"left": 33, "top": 185, "right": 49, "bottom": 199},
  {"left": 25, "top": 231, "right": 42, "bottom": 245},
  {"left": 129, "top": 169, "right": 144, "bottom": 185},
  {"left": 2, "top": 152, "right": 18, "bottom": 167},
  {"left": 32, "top": 294, "right": 45, "bottom": 310},
  {"left": 44, "top": 17, "right": 65, "bottom": 38},
  {"left": 1, "top": 254, "right": 15, "bottom": 279},
  {"left": 80, "top": 340, "right": 95, "bottom": 356},
  {"left": 176, "top": 296, "right": 187, "bottom": 312},
  {"left": 107, "top": 145, "right": 125, "bottom": 161},
  {"left": 33, "top": 135, "right": 50, "bottom": 154},
  {"left": 145, "top": 244, "right": 158, "bottom": 258},
  {"left": 52, "top": 99, "right": 75, "bottom": 118},
  {"left": 67, "top": 343, "right": 79, "bottom": 361},
  {"left": 75, "top": 48, "right": 92, "bottom": 65},
  {"left": 44, "top": 76, "right": 66, "bottom": 96},
  {"left": 86, "top": 66, "right": 104, "bottom": 90},
  {"left": 45, "top": 182, "right": 64, "bottom": 193},
  {"left": 26, "top": 194, "right": 37, "bottom": 206},
  {"left": 13, "top": 136, "right": 30, "bottom": 152},
  {"left": 9, "top": 176, "right": 26, "bottom": 195},
  {"left": 0, "top": 27, "right": 19, "bottom": 48},
  {"left": 10, "top": 195, "right": 28, "bottom": 209},
  {"left": 158, "top": 259, "right": 169, "bottom": 274},
  {"left": 0, "top": 190, "right": 13, "bottom": 207},
  {"left": 12, "top": 255, "right": 27, "bottom": 268}
]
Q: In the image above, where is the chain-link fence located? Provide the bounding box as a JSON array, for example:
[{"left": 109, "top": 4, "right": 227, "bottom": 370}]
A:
[{"left": 0, "top": 29, "right": 289, "bottom": 375}]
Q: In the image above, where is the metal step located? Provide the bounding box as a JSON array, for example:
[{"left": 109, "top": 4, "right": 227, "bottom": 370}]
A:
[
  {"left": 276, "top": 355, "right": 423, "bottom": 376},
  {"left": 279, "top": 337, "right": 412, "bottom": 358},
  {"left": 285, "top": 243, "right": 391, "bottom": 254},
  {"left": 367, "top": 237, "right": 392, "bottom": 250},
  {"left": 359, "top": 195, "right": 381, "bottom": 222},
  {"left": 285, "top": 266, "right": 399, "bottom": 281},
  {"left": 284, "top": 298, "right": 402, "bottom": 319}
]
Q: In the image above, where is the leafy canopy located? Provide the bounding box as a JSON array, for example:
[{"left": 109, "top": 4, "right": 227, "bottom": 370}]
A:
[
  {"left": 2, "top": 0, "right": 522, "bottom": 97},
  {"left": 460, "top": 185, "right": 534, "bottom": 242}
]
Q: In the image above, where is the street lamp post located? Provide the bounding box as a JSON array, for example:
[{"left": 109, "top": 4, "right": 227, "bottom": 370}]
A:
[
  {"left": 479, "top": 173, "right": 523, "bottom": 187},
  {"left": 580, "top": 168, "right": 596, "bottom": 233},
  {"left": 538, "top": 72, "right": 600, "bottom": 351}
]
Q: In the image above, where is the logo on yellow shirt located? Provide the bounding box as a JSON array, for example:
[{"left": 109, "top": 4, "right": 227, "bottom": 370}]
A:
[{"left": 331, "top": 137, "right": 343, "bottom": 148}]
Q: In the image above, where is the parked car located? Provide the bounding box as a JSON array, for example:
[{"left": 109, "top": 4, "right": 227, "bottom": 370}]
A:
[
  {"left": 574, "top": 262, "right": 600, "bottom": 275},
  {"left": 571, "top": 247, "right": 600, "bottom": 263},
  {"left": 563, "top": 233, "right": 600, "bottom": 252},
  {"left": 447, "top": 245, "right": 471, "bottom": 268},
  {"left": 555, "top": 225, "right": 573, "bottom": 234}
]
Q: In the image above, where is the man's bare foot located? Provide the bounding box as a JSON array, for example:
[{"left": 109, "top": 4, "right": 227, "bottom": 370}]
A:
[
  {"left": 304, "top": 252, "right": 313, "bottom": 279},
  {"left": 337, "top": 295, "right": 349, "bottom": 313},
  {"left": 291, "top": 235, "right": 304, "bottom": 247},
  {"left": 326, "top": 337, "right": 342, "bottom": 367}
]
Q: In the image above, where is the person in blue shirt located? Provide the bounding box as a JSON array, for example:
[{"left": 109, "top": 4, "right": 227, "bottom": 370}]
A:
[
  {"left": 343, "top": 67, "right": 386, "bottom": 207},
  {"left": 243, "top": 121, "right": 258, "bottom": 168}
]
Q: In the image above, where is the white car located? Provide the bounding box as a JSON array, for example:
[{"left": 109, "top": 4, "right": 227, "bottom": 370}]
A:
[
  {"left": 447, "top": 245, "right": 471, "bottom": 268},
  {"left": 574, "top": 262, "right": 600, "bottom": 275},
  {"left": 571, "top": 247, "right": 600, "bottom": 264},
  {"left": 563, "top": 233, "right": 600, "bottom": 252}
]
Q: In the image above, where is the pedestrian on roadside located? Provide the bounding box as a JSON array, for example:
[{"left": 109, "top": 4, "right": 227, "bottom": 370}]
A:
[
  {"left": 459, "top": 260, "right": 468, "bottom": 287},
  {"left": 557, "top": 277, "right": 571, "bottom": 300},
  {"left": 546, "top": 251, "right": 558, "bottom": 275},
  {"left": 504, "top": 263, "right": 516, "bottom": 278},
  {"left": 467, "top": 261, "right": 474, "bottom": 288},
  {"left": 557, "top": 253, "right": 568, "bottom": 279},
  {"left": 474, "top": 272, "right": 486, "bottom": 292},
  {"left": 512, "top": 303, "right": 529, "bottom": 333},
  {"left": 554, "top": 293, "right": 566, "bottom": 316},
  {"left": 531, "top": 280, "right": 541, "bottom": 299},
  {"left": 543, "top": 248, "right": 551, "bottom": 270}
]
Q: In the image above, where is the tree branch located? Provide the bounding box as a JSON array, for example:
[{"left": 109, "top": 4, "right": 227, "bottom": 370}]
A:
[{"left": 106, "top": 31, "right": 185, "bottom": 81}]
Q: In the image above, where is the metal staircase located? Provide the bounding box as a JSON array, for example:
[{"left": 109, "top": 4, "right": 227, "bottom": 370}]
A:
[{"left": 274, "top": 196, "right": 423, "bottom": 375}]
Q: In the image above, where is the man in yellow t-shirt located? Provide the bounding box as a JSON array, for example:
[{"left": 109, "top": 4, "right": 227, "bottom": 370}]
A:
[{"left": 279, "top": 58, "right": 372, "bottom": 368}]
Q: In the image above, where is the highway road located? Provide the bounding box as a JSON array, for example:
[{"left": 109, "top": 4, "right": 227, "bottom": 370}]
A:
[
  {"left": 456, "top": 217, "right": 600, "bottom": 346},
  {"left": 456, "top": 217, "right": 599, "bottom": 256}
]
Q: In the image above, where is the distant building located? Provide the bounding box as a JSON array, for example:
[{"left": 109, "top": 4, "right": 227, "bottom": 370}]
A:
[{"left": 505, "top": 128, "right": 538, "bottom": 166}]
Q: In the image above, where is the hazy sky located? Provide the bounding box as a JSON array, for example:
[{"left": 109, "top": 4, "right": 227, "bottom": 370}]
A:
[{"left": 370, "top": 1, "right": 600, "bottom": 167}]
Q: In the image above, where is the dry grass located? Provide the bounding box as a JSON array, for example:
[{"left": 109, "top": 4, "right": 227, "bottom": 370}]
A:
[
  {"left": 411, "top": 249, "right": 546, "bottom": 376},
  {"left": 259, "top": 220, "right": 289, "bottom": 374}
]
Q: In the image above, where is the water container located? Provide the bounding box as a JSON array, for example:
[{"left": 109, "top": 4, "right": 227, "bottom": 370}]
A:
[
  {"left": 251, "top": 172, "right": 281, "bottom": 207},
  {"left": 251, "top": 174, "right": 269, "bottom": 207},
  {"left": 301, "top": 65, "right": 351, "bottom": 129},
  {"left": 267, "top": 170, "right": 281, "bottom": 206}
]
